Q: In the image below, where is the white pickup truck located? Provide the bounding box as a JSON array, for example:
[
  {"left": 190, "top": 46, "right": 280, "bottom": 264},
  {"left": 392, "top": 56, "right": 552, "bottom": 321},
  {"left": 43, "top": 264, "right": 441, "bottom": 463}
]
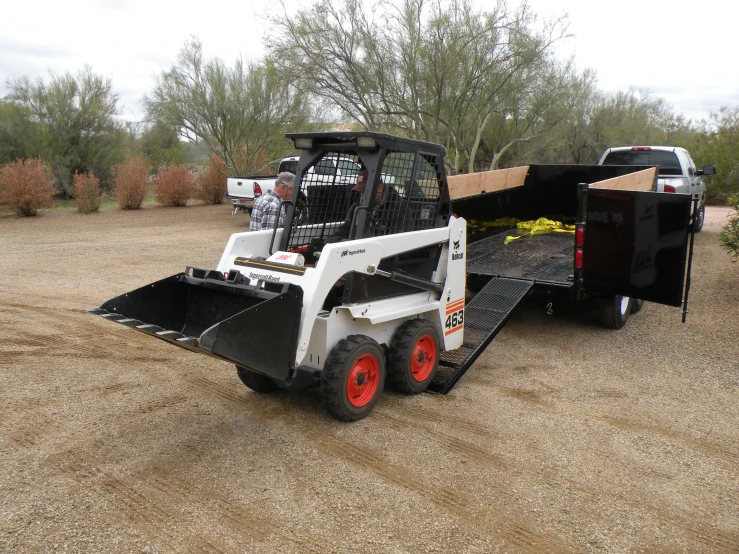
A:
[
  {"left": 598, "top": 146, "right": 716, "bottom": 232},
  {"left": 227, "top": 154, "right": 363, "bottom": 215}
]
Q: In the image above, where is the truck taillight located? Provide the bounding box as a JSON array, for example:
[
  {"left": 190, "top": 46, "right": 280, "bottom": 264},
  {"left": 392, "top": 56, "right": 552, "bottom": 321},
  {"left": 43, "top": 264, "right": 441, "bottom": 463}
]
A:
[
  {"left": 631, "top": 146, "right": 651, "bottom": 151},
  {"left": 575, "top": 248, "right": 583, "bottom": 268},
  {"left": 664, "top": 185, "right": 675, "bottom": 193},
  {"left": 576, "top": 227, "right": 584, "bottom": 246},
  {"left": 254, "top": 183, "right": 262, "bottom": 196}
]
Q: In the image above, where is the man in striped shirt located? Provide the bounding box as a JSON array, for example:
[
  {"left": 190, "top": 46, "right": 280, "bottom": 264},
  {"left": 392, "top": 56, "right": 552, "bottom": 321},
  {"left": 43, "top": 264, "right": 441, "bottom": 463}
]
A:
[{"left": 249, "top": 172, "right": 295, "bottom": 231}]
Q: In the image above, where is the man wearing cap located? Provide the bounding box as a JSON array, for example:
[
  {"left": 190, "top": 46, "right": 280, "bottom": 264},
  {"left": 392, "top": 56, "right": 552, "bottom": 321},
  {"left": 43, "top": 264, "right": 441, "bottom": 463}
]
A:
[
  {"left": 324, "top": 169, "right": 400, "bottom": 243},
  {"left": 249, "top": 172, "right": 295, "bottom": 231}
]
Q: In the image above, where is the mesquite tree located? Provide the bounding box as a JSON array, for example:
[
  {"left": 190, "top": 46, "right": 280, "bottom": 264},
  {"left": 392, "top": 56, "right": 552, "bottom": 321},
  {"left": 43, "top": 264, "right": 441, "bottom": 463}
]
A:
[
  {"left": 145, "top": 38, "right": 315, "bottom": 176},
  {"left": 268, "top": 0, "right": 578, "bottom": 172}
]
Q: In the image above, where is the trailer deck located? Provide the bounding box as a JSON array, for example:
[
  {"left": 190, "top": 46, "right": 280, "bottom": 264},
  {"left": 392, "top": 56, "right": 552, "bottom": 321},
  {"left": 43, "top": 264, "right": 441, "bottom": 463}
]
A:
[{"left": 466, "top": 229, "right": 575, "bottom": 284}]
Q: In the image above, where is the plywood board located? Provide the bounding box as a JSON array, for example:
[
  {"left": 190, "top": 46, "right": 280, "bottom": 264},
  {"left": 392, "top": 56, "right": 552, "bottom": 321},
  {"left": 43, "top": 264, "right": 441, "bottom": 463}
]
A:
[
  {"left": 590, "top": 167, "right": 656, "bottom": 191},
  {"left": 447, "top": 166, "right": 529, "bottom": 199}
]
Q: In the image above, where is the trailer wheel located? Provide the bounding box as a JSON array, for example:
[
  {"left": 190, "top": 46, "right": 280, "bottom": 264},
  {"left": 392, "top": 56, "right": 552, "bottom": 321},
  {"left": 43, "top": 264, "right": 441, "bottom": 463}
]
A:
[
  {"left": 598, "top": 295, "right": 632, "bottom": 329},
  {"left": 631, "top": 298, "right": 645, "bottom": 314},
  {"left": 321, "top": 335, "right": 385, "bottom": 421},
  {"left": 387, "top": 319, "right": 440, "bottom": 394},
  {"left": 236, "top": 366, "right": 278, "bottom": 393}
]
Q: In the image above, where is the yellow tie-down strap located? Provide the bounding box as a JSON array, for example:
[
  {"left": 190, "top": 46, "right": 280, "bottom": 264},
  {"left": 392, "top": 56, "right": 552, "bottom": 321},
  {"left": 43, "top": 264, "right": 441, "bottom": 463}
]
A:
[
  {"left": 467, "top": 217, "right": 520, "bottom": 233},
  {"left": 505, "top": 218, "right": 575, "bottom": 245}
]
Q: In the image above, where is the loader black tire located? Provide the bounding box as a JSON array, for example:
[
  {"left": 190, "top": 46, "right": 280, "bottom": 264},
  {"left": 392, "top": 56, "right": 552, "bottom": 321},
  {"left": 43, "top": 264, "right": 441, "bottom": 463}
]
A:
[
  {"left": 387, "top": 319, "right": 440, "bottom": 394},
  {"left": 236, "top": 366, "right": 278, "bottom": 393},
  {"left": 631, "top": 298, "right": 645, "bottom": 314},
  {"left": 597, "top": 295, "right": 632, "bottom": 329},
  {"left": 320, "top": 335, "right": 385, "bottom": 421}
]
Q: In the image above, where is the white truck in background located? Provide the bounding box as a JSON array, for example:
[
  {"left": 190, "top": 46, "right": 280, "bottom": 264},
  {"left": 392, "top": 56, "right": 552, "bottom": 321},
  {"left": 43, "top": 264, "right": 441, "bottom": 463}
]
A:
[
  {"left": 227, "top": 155, "right": 363, "bottom": 215},
  {"left": 598, "top": 146, "right": 716, "bottom": 232}
]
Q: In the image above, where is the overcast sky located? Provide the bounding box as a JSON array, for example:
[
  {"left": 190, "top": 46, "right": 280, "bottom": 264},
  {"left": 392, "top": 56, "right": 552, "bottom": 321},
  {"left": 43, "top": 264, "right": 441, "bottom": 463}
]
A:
[{"left": 1, "top": 0, "right": 736, "bottom": 125}]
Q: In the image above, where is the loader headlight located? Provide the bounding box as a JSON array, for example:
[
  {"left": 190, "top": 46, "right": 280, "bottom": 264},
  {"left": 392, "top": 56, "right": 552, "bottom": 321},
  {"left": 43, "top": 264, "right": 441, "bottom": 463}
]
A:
[
  {"left": 294, "top": 137, "right": 313, "bottom": 149},
  {"left": 357, "top": 136, "right": 376, "bottom": 148}
]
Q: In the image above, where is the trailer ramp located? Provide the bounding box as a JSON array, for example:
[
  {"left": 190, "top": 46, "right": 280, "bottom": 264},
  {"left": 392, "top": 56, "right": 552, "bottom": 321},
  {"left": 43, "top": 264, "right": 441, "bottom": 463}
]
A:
[{"left": 429, "top": 277, "right": 534, "bottom": 394}]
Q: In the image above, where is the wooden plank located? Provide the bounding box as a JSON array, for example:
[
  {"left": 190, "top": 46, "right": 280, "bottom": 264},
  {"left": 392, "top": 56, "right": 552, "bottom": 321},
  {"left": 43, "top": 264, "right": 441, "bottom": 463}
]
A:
[
  {"left": 590, "top": 167, "right": 656, "bottom": 191},
  {"left": 447, "top": 166, "right": 529, "bottom": 199}
]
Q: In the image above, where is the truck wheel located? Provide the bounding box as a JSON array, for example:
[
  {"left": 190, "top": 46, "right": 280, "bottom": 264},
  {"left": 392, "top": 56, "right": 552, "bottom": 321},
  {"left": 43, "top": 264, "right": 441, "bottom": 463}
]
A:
[
  {"left": 694, "top": 202, "right": 705, "bottom": 233},
  {"left": 387, "top": 319, "right": 440, "bottom": 394},
  {"left": 236, "top": 366, "right": 278, "bottom": 393},
  {"left": 321, "top": 335, "right": 385, "bottom": 421},
  {"left": 631, "top": 298, "right": 645, "bottom": 314},
  {"left": 597, "top": 295, "right": 632, "bottom": 329}
]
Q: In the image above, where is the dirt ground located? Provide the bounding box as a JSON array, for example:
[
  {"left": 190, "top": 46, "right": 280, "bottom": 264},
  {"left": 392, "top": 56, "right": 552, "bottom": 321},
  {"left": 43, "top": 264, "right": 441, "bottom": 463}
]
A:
[{"left": 1, "top": 204, "right": 737, "bottom": 553}]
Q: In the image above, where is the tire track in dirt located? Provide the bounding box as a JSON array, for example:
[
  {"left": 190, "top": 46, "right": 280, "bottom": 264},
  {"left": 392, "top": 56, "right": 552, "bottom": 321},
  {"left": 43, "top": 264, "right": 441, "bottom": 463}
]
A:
[
  {"left": 0, "top": 302, "right": 177, "bottom": 364},
  {"left": 185, "top": 373, "right": 561, "bottom": 554},
  {"left": 184, "top": 375, "right": 249, "bottom": 405},
  {"left": 4, "top": 411, "right": 57, "bottom": 450},
  {"left": 601, "top": 415, "right": 739, "bottom": 466},
  {"left": 145, "top": 467, "right": 325, "bottom": 554},
  {"left": 373, "top": 411, "right": 506, "bottom": 468},
  {"left": 187, "top": 373, "right": 739, "bottom": 552},
  {"left": 385, "top": 402, "right": 495, "bottom": 438},
  {"left": 682, "top": 523, "right": 739, "bottom": 552},
  {"left": 47, "top": 442, "right": 227, "bottom": 554},
  {"left": 374, "top": 409, "right": 611, "bottom": 533},
  {"left": 1, "top": 382, "right": 142, "bottom": 415},
  {"left": 75, "top": 393, "right": 192, "bottom": 432},
  {"left": 101, "top": 476, "right": 225, "bottom": 554}
]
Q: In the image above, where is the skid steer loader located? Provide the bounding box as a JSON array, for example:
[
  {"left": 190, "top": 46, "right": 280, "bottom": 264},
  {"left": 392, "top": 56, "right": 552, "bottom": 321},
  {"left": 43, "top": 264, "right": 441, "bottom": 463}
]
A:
[{"left": 90, "top": 132, "right": 471, "bottom": 421}]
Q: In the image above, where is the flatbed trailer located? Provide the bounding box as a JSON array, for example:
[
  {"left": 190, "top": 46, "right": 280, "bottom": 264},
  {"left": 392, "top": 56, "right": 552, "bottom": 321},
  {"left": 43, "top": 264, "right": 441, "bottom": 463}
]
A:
[{"left": 429, "top": 164, "right": 696, "bottom": 393}]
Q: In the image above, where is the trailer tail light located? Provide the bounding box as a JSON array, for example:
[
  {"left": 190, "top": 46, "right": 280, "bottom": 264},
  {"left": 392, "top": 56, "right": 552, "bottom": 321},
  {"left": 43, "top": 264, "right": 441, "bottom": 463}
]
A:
[
  {"left": 631, "top": 146, "right": 652, "bottom": 151},
  {"left": 575, "top": 248, "right": 583, "bottom": 268},
  {"left": 576, "top": 227, "right": 584, "bottom": 246},
  {"left": 254, "top": 183, "right": 263, "bottom": 197},
  {"left": 664, "top": 185, "right": 675, "bottom": 193}
]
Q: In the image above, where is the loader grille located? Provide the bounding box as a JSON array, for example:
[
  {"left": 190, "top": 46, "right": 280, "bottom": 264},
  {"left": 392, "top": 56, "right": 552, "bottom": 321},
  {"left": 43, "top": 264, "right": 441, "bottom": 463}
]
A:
[{"left": 429, "top": 277, "right": 534, "bottom": 394}]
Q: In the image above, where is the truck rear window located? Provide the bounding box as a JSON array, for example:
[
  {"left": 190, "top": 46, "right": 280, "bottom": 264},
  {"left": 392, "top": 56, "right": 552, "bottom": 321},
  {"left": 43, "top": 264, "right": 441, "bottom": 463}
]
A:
[
  {"left": 279, "top": 160, "right": 298, "bottom": 174},
  {"left": 601, "top": 150, "right": 682, "bottom": 176}
]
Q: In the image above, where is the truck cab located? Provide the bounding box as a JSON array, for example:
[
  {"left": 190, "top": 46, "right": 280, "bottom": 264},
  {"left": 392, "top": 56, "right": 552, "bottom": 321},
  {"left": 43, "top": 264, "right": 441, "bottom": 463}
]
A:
[
  {"left": 598, "top": 146, "right": 716, "bottom": 232},
  {"left": 227, "top": 154, "right": 365, "bottom": 215}
]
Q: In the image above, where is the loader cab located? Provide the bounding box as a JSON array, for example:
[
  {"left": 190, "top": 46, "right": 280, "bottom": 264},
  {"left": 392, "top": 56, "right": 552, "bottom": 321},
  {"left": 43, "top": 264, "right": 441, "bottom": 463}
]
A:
[{"left": 280, "top": 132, "right": 452, "bottom": 303}]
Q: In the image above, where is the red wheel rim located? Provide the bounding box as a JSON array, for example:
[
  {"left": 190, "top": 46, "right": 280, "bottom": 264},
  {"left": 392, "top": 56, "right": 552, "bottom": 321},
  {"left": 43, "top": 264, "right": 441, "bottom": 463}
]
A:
[
  {"left": 346, "top": 354, "right": 380, "bottom": 408},
  {"left": 411, "top": 335, "right": 436, "bottom": 382}
]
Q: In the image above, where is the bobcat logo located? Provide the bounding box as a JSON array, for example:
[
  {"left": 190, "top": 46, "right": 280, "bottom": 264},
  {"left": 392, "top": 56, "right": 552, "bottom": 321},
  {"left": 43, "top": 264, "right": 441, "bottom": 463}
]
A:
[{"left": 451, "top": 239, "right": 464, "bottom": 260}]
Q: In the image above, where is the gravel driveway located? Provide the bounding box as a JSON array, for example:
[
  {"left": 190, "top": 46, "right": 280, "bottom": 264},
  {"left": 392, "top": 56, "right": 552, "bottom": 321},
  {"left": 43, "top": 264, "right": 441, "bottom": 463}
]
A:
[{"left": 0, "top": 203, "right": 737, "bottom": 553}]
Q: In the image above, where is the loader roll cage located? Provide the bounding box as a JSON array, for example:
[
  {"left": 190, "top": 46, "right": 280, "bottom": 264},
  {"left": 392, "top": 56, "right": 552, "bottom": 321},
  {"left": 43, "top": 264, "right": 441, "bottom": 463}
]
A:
[{"left": 277, "top": 132, "right": 453, "bottom": 253}]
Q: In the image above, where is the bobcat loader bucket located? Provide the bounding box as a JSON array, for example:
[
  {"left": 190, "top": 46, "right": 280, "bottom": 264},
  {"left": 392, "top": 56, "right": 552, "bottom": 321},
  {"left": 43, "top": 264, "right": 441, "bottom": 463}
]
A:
[{"left": 88, "top": 267, "right": 303, "bottom": 381}]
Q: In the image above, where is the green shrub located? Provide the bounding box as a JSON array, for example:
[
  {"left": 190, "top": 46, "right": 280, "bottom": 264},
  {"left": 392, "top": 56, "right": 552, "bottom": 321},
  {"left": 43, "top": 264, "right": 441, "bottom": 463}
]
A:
[
  {"left": 0, "top": 158, "right": 55, "bottom": 216},
  {"left": 72, "top": 171, "right": 101, "bottom": 214},
  {"left": 719, "top": 196, "right": 739, "bottom": 262},
  {"left": 195, "top": 156, "right": 227, "bottom": 204},
  {"left": 112, "top": 156, "right": 148, "bottom": 210},
  {"left": 154, "top": 164, "right": 195, "bottom": 207}
]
